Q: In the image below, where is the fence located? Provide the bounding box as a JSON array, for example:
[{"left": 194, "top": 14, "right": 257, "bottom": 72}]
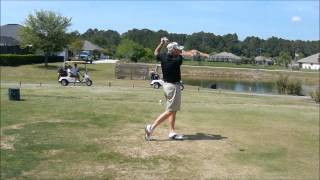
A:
[{"left": 115, "top": 62, "right": 157, "bottom": 80}]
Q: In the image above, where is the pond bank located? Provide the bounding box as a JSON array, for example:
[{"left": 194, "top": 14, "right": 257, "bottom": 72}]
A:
[{"left": 180, "top": 65, "right": 319, "bottom": 85}]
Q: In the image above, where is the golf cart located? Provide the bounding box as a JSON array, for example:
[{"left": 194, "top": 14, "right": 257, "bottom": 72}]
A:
[
  {"left": 149, "top": 65, "right": 184, "bottom": 90},
  {"left": 150, "top": 79, "right": 184, "bottom": 90},
  {"left": 58, "top": 61, "right": 92, "bottom": 86}
]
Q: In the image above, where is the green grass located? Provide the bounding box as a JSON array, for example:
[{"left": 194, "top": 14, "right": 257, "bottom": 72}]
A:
[
  {"left": 0, "top": 63, "right": 116, "bottom": 84},
  {"left": 1, "top": 63, "right": 319, "bottom": 179}
]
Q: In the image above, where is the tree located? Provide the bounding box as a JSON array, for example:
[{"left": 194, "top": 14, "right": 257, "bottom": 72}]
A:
[
  {"left": 278, "top": 51, "right": 291, "bottom": 67},
  {"left": 184, "top": 31, "right": 216, "bottom": 53},
  {"left": 223, "top": 33, "right": 240, "bottom": 54},
  {"left": 241, "top": 36, "right": 263, "bottom": 58},
  {"left": 141, "top": 48, "right": 154, "bottom": 62},
  {"left": 82, "top": 29, "right": 121, "bottom": 49},
  {"left": 116, "top": 39, "right": 146, "bottom": 62},
  {"left": 69, "top": 39, "right": 83, "bottom": 58},
  {"left": 19, "top": 10, "right": 71, "bottom": 66}
]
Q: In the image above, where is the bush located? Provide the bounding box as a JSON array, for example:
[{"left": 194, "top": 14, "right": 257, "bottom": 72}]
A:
[
  {"left": 276, "top": 75, "right": 288, "bottom": 94},
  {"left": 116, "top": 39, "right": 145, "bottom": 62},
  {"left": 276, "top": 75, "right": 302, "bottom": 95},
  {"left": 287, "top": 79, "right": 302, "bottom": 95},
  {"left": 310, "top": 88, "right": 320, "bottom": 103},
  {"left": 0, "top": 54, "right": 64, "bottom": 66}
]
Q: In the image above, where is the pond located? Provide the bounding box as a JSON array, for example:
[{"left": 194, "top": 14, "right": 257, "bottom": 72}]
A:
[{"left": 183, "top": 78, "right": 315, "bottom": 95}]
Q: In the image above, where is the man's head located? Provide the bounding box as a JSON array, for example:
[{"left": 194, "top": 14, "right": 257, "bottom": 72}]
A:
[{"left": 167, "top": 42, "right": 184, "bottom": 56}]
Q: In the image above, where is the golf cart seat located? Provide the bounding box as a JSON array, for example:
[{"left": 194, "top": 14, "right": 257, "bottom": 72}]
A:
[{"left": 58, "top": 67, "right": 68, "bottom": 77}]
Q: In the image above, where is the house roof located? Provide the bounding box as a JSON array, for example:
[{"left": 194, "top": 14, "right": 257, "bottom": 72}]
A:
[
  {"left": 0, "top": 24, "right": 24, "bottom": 43},
  {"left": 82, "top": 40, "right": 102, "bottom": 51},
  {"left": 297, "top": 53, "right": 320, "bottom": 64},
  {"left": 255, "top": 56, "right": 273, "bottom": 61},
  {"left": 0, "top": 36, "right": 20, "bottom": 46},
  {"left": 255, "top": 56, "right": 266, "bottom": 61},
  {"left": 210, "top": 52, "right": 241, "bottom": 60}
]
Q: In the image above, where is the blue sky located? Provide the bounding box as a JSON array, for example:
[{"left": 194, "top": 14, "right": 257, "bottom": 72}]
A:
[{"left": 1, "top": 0, "right": 319, "bottom": 41}]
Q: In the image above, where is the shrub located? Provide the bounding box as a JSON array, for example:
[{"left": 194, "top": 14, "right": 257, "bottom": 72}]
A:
[
  {"left": 0, "top": 54, "right": 63, "bottom": 66},
  {"left": 276, "top": 75, "right": 288, "bottom": 94},
  {"left": 276, "top": 75, "right": 302, "bottom": 95},
  {"left": 287, "top": 79, "right": 302, "bottom": 95},
  {"left": 310, "top": 88, "right": 320, "bottom": 103}
]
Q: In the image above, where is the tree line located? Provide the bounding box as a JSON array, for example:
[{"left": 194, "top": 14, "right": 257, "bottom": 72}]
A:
[{"left": 71, "top": 28, "right": 319, "bottom": 60}]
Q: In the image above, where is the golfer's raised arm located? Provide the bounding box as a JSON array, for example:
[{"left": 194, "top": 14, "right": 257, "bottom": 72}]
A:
[
  {"left": 154, "top": 41, "right": 164, "bottom": 56},
  {"left": 154, "top": 37, "right": 168, "bottom": 56}
]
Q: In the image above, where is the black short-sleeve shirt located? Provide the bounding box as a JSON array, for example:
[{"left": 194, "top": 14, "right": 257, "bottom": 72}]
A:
[{"left": 156, "top": 53, "right": 183, "bottom": 83}]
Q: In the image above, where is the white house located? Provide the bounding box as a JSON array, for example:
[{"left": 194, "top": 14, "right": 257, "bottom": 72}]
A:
[
  {"left": 254, "top": 56, "right": 274, "bottom": 65},
  {"left": 208, "top": 52, "right": 241, "bottom": 62},
  {"left": 297, "top": 53, "right": 320, "bottom": 70}
]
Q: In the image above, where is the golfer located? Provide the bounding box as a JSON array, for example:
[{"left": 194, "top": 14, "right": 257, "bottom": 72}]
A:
[
  {"left": 145, "top": 37, "right": 185, "bottom": 141},
  {"left": 70, "top": 63, "right": 80, "bottom": 81}
]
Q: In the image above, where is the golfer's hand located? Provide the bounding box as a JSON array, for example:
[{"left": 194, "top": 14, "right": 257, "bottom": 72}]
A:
[{"left": 161, "top": 37, "right": 169, "bottom": 45}]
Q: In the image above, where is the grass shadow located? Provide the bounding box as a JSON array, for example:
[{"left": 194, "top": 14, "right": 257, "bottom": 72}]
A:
[
  {"left": 34, "top": 64, "right": 98, "bottom": 72},
  {"left": 34, "top": 64, "right": 59, "bottom": 70},
  {"left": 151, "top": 133, "right": 227, "bottom": 141},
  {"left": 8, "top": 99, "right": 26, "bottom": 101},
  {"left": 183, "top": 133, "right": 227, "bottom": 141}
]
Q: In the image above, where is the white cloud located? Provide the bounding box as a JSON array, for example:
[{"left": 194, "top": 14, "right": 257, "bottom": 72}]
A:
[{"left": 291, "top": 16, "right": 302, "bottom": 22}]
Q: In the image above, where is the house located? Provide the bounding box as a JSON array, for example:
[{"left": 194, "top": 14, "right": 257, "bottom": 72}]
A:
[
  {"left": 0, "top": 24, "right": 29, "bottom": 54},
  {"left": 297, "top": 53, "right": 320, "bottom": 70},
  {"left": 254, "top": 56, "right": 274, "bottom": 65},
  {"left": 82, "top": 40, "right": 102, "bottom": 52},
  {"left": 70, "top": 40, "right": 104, "bottom": 61},
  {"left": 208, "top": 52, "right": 241, "bottom": 62},
  {"left": 80, "top": 40, "right": 104, "bottom": 59}
]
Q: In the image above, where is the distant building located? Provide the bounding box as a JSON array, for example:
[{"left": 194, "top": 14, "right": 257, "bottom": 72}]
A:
[
  {"left": 0, "top": 24, "right": 29, "bottom": 54},
  {"left": 82, "top": 40, "right": 102, "bottom": 51},
  {"left": 297, "top": 53, "right": 320, "bottom": 70},
  {"left": 254, "top": 56, "right": 274, "bottom": 65},
  {"left": 208, "top": 52, "right": 241, "bottom": 62},
  {"left": 71, "top": 40, "right": 104, "bottom": 62}
]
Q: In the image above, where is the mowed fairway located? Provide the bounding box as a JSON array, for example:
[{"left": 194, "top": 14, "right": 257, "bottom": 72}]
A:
[{"left": 1, "top": 64, "right": 319, "bottom": 179}]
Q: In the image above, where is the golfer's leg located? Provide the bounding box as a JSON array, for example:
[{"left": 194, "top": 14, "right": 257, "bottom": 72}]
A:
[
  {"left": 151, "top": 111, "right": 173, "bottom": 131},
  {"left": 168, "top": 111, "right": 176, "bottom": 133}
]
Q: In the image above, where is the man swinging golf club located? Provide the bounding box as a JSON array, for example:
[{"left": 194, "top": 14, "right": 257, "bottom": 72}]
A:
[{"left": 145, "top": 37, "right": 185, "bottom": 141}]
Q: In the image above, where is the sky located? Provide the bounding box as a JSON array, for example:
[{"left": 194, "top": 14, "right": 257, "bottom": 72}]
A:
[{"left": 1, "top": 0, "right": 319, "bottom": 41}]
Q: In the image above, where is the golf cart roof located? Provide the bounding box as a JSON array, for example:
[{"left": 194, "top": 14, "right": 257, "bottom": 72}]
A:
[{"left": 65, "top": 61, "right": 90, "bottom": 65}]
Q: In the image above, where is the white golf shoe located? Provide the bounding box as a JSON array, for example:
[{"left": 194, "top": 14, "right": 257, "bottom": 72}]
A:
[
  {"left": 169, "top": 132, "right": 184, "bottom": 140},
  {"left": 144, "top": 124, "right": 153, "bottom": 141}
]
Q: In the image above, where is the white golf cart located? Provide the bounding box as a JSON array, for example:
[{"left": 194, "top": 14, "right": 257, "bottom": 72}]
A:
[
  {"left": 58, "top": 61, "right": 92, "bottom": 86},
  {"left": 149, "top": 65, "right": 184, "bottom": 90},
  {"left": 150, "top": 79, "right": 184, "bottom": 90}
]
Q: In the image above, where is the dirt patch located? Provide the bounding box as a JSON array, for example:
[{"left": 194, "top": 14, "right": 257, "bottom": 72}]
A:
[
  {"left": 0, "top": 135, "right": 16, "bottom": 150},
  {"left": 0, "top": 119, "right": 65, "bottom": 151},
  {"left": 97, "top": 123, "right": 263, "bottom": 178}
]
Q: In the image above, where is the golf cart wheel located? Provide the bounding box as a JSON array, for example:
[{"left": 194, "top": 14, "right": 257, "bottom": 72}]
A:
[
  {"left": 86, "top": 80, "right": 92, "bottom": 86},
  {"left": 180, "top": 84, "right": 184, "bottom": 91},
  {"left": 153, "top": 83, "right": 160, "bottom": 89},
  {"left": 61, "top": 79, "right": 68, "bottom": 86}
]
